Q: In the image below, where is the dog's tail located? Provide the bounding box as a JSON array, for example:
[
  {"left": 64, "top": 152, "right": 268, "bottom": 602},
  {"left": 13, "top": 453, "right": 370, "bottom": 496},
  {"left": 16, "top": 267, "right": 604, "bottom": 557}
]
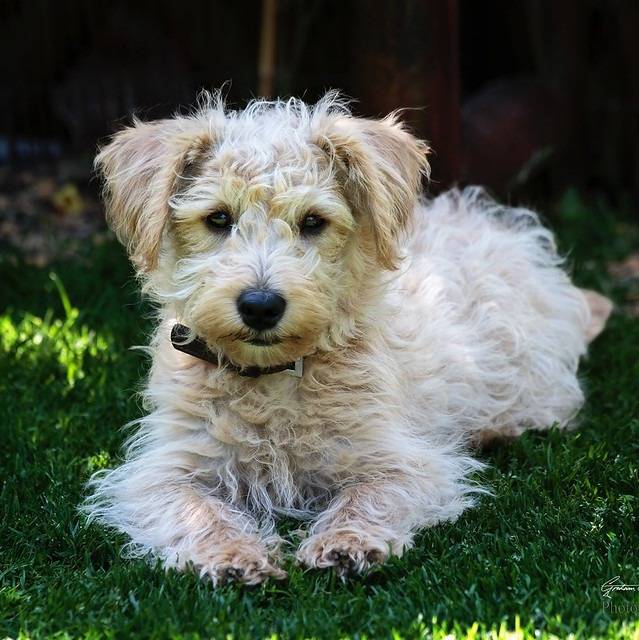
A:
[{"left": 580, "top": 289, "right": 613, "bottom": 343}]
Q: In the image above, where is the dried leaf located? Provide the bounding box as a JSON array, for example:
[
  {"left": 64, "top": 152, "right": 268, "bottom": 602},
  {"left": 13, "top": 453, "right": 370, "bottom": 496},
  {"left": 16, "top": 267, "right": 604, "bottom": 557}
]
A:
[
  {"left": 608, "top": 252, "right": 639, "bottom": 282},
  {"left": 52, "top": 183, "right": 84, "bottom": 216}
]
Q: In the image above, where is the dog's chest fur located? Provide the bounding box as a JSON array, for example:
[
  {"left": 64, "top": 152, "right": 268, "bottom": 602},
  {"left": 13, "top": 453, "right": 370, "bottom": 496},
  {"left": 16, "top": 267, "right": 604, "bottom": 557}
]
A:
[{"left": 155, "top": 334, "right": 394, "bottom": 515}]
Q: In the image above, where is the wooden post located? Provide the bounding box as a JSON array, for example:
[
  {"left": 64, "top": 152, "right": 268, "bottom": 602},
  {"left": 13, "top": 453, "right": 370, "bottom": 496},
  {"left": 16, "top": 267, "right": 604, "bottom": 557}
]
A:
[
  {"left": 352, "top": 0, "right": 461, "bottom": 189},
  {"left": 258, "top": 0, "right": 278, "bottom": 98}
]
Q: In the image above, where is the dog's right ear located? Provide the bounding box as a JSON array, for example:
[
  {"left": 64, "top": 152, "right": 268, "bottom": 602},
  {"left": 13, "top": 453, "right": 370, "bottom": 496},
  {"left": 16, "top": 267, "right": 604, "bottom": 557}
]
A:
[
  {"left": 96, "top": 117, "right": 213, "bottom": 272},
  {"left": 313, "top": 111, "right": 430, "bottom": 270}
]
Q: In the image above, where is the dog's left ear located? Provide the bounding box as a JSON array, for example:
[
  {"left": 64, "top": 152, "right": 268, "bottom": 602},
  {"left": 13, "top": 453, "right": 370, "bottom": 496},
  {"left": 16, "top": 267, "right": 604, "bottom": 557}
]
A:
[
  {"left": 315, "top": 113, "right": 430, "bottom": 269},
  {"left": 96, "top": 117, "right": 213, "bottom": 272}
]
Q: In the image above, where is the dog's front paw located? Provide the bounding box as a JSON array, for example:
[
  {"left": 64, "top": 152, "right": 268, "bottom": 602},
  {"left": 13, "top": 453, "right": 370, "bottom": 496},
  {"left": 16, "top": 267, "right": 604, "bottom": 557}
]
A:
[
  {"left": 296, "top": 530, "right": 393, "bottom": 576},
  {"left": 198, "top": 539, "right": 287, "bottom": 586}
]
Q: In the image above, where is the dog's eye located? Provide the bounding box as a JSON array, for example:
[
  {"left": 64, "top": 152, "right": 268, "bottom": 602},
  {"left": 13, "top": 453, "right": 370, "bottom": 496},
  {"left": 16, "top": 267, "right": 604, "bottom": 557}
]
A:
[
  {"left": 300, "top": 213, "right": 327, "bottom": 234},
  {"left": 205, "top": 210, "right": 233, "bottom": 231}
]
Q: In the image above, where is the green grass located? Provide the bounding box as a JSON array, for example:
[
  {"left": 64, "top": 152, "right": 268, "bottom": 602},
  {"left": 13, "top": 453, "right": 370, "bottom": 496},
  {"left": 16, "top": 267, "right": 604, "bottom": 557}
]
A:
[{"left": 1, "top": 191, "right": 638, "bottom": 639}]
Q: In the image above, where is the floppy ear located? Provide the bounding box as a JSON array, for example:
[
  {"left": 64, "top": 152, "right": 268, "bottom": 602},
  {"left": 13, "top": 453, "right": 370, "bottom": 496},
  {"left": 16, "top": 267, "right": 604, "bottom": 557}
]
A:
[
  {"left": 96, "top": 117, "right": 213, "bottom": 271},
  {"left": 315, "top": 113, "right": 430, "bottom": 269}
]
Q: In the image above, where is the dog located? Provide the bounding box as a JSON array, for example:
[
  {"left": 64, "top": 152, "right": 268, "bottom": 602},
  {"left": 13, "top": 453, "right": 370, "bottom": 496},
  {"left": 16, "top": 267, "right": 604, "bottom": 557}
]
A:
[{"left": 84, "top": 92, "right": 612, "bottom": 585}]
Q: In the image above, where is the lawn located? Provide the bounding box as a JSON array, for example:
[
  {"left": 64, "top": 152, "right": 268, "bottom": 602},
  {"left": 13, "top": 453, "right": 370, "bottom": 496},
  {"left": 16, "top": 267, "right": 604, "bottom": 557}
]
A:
[{"left": 1, "top": 191, "right": 638, "bottom": 639}]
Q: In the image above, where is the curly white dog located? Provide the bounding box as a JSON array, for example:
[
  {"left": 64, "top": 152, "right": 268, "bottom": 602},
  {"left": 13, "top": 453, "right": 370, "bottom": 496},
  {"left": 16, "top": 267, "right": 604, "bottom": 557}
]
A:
[{"left": 84, "top": 93, "right": 612, "bottom": 585}]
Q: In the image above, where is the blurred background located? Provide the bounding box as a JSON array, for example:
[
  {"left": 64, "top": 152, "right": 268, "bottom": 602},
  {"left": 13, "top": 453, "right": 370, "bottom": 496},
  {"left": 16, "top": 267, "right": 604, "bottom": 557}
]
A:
[
  {"left": 0, "top": 0, "right": 637, "bottom": 267},
  {"left": 3, "top": 6, "right": 639, "bottom": 635}
]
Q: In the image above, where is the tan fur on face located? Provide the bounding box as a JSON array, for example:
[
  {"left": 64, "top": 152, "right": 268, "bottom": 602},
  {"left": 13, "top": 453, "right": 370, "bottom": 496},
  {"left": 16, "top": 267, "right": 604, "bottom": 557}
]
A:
[
  {"left": 95, "top": 94, "right": 430, "bottom": 368},
  {"left": 96, "top": 94, "right": 429, "bottom": 275},
  {"left": 85, "top": 94, "right": 609, "bottom": 585}
]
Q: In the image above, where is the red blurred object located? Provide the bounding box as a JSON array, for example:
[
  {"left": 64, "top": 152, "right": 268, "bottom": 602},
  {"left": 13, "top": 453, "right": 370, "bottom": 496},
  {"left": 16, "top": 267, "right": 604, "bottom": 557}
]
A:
[
  {"left": 353, "top": 0, "right": 461, "bottom": 189},
  {"left": 461, "top": 77, "right": 558, "bottom": 192}
]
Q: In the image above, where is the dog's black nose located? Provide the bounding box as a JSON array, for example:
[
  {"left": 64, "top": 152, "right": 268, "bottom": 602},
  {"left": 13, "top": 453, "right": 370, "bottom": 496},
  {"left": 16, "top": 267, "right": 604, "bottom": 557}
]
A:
[{"left": 236, "top": 289, "right": 286, "bottom": 330}]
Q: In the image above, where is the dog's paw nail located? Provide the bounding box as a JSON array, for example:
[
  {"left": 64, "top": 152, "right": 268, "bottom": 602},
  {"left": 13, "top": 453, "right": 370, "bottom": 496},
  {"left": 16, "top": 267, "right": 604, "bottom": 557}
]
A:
[
  {"left": 218, "top": 566, "right": 245, "bottom": 583},
  {"left": 365, "top": 548, "right": 385, "bottom": 563},
  {"left": 298, "top": 532, "right": 392, "bottom": 575},
  {"left": 228, "top": 567, "right": 245, "bottom": 579},
  {"left": 324, "top": 547, "right": 357, "bottom": 572}
]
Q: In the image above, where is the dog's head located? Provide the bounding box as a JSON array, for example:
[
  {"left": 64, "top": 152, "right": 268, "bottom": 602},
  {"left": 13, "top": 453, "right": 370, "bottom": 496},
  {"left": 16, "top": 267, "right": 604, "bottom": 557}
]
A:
[{"left": 97, "top": 93, "right": 429, "bottom": 368}]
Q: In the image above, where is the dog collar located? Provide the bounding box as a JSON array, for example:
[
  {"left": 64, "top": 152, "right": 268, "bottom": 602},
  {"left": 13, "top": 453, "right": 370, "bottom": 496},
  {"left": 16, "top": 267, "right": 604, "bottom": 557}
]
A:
[{"left": 170, "top": 323, "right": 304, "bottom": 378}]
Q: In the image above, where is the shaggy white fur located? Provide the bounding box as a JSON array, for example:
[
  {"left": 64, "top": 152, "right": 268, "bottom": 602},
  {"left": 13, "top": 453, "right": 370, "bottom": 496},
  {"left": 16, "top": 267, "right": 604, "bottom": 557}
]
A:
[{"left": 83, "top": 93, "right": 611, "bottom": 584}]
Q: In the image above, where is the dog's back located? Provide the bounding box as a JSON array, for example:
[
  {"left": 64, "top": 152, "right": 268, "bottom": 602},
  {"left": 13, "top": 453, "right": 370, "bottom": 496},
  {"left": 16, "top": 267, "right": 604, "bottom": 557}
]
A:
[{"left": 389, "top": 187, "right": 610, "bottom": 443}]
